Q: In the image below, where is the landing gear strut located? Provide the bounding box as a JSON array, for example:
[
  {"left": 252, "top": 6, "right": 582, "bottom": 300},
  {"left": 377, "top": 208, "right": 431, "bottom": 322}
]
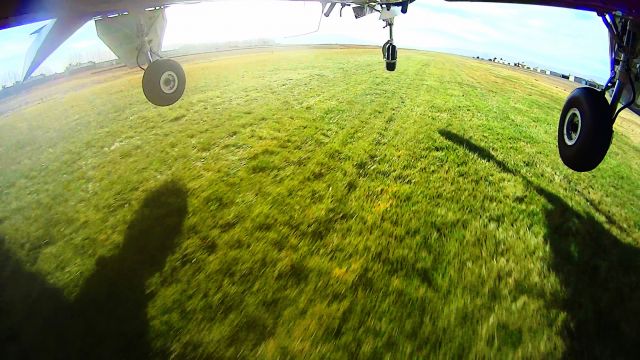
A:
[
  {"left": 558, "top": 14, "right": 637, "bottom": 171},
  {"left": 382, "top": 17, "right": 397, "bottom": 72}
]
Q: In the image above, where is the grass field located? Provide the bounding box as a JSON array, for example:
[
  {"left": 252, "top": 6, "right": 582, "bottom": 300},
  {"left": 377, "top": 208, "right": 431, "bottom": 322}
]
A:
[{"left": 1, "top": 48, "right": 639, "bottom": 358}]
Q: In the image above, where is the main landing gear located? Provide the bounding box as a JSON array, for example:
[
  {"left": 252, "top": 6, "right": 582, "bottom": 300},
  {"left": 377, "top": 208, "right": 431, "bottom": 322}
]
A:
[
  {"left": 128, "top": 8, "right": 186, "bottom": 107},
  {"left": 142, "top": 58, "right": 186, "bottom": 107},
  {"left": 96, "top": 8, "right": 186, "bottom": 107},
  {"left": 95, "top": 7, "right": 186, "bottom": 106},
  {"left": 558, "top": 14, "right": 638, "bottom": 172},
  {"left": 324, "top": 1, "right": 411, "bottom": 73},
  {"left": 137, "top": 36, "right": 185, "bottom": 107},
  {"left": 558, "top": 87, "right": 612, "bottom": 171}
]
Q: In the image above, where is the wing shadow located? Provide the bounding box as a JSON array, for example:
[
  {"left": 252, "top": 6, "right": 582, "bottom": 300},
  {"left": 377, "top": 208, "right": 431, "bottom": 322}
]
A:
[
  {"left": 438, "top": 129, "right": 640, "bottom": 358},
  {"left": 0, "top": 180, "right": 188, "bottom": 359}
]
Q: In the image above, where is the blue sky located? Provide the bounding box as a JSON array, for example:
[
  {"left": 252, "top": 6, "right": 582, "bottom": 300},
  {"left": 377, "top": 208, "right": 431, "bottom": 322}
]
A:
[{"left": 0, "top": 0, "right": 610, "bottom": 86}]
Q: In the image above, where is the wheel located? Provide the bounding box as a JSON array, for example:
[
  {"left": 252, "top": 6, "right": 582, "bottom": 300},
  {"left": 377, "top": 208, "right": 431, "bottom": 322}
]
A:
[
  {"left": 386, "top": 61, "right": 396, "bottom": 72},
  {"left": 142, "top": 59, "right": 186, "bottom": 106},
  {"left": 384, "top": 43, "right": 397, "bottom": 61},
  {"left": 557, "top": 87, "right": 613, "bottom": 172},
  {"left": 383, "top": 43, "right": 397, "bottom": 72}
]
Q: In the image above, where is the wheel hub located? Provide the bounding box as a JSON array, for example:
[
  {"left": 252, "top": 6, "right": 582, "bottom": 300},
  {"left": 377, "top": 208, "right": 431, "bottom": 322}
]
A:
[
  {"left": 160, "top": 70, "right": 178, "bottom": 94},
  {"left": 563, "top": 108, "right": 582, "bottom": 146}
]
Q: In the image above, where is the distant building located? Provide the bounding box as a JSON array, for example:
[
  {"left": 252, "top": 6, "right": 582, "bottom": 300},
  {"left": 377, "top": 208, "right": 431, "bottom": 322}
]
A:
[
  {"left": 570, "top": 75, "right": 589, "bottom": 86},
  {"left": 65, "top": 61, "right": 97, "bottom": 75}
]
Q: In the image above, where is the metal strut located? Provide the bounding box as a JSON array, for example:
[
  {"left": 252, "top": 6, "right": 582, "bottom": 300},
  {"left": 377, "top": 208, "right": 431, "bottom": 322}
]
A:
[
  {"left": 384, "top": 18, "right": 394, "bottom": 43},
  {"left": 605, "top": 15, "right": 637, "bottom": 124},
  {"left": 135, "top": 12, "right": 157, "bottom": 69}
]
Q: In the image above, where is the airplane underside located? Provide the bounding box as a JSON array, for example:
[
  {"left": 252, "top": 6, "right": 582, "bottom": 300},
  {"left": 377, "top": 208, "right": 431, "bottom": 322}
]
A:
[{"left": 11, "top": 0, "right": 640, "bottom": 172}]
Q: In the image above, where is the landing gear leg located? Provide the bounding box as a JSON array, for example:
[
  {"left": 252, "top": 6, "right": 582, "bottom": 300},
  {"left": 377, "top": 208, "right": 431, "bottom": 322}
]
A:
[
  {"left": 382, "top": 18, "right": 397, "bottom": 72},
  {"left": 134, "top": 11, "right": 185, "bottom": 106},
  {"left": 558, "top": 14, "right": 637, "bottom": 171}
]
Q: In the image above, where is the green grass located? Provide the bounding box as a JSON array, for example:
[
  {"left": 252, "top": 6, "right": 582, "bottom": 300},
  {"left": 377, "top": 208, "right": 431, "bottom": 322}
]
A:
[{"left": 0, "top": 48, "right": 639, "bottom": 358}]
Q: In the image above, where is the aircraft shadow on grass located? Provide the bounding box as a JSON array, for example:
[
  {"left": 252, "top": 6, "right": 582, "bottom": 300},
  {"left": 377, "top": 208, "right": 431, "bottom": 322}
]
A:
[
  {"left": 438, "top": 129, "right": 640, "bottom": 358},
  {"left": 0, "top": 180, "right": 188, "bottom": 360}
]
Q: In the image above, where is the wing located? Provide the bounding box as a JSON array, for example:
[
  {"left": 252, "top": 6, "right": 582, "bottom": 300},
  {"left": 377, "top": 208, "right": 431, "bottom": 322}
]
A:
[{"left": 1, "top": 0, "right": 135, "bottom": 30}]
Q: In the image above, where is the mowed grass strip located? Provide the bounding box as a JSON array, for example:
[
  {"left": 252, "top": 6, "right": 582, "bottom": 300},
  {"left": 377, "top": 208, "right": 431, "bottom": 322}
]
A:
[{"left": 0, "top": 49, "right": 638, "bottom": 358}]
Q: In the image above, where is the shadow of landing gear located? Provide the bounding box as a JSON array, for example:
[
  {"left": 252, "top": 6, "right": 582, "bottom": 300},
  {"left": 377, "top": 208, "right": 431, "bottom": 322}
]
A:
[
  {"left": 0, "top": 180, "right": 188, "bottom": 360},
  {"left": 438, "top": 130, "right": 640, "bottom": 358}
]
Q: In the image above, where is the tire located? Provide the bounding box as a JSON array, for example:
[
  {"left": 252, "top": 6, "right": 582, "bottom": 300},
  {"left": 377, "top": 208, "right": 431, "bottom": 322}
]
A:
[
  {"left": 384, "top": 43, "right": 397, "bottom": 72},
  {"left": 142, "top": 59, "right": 186, "bottom": 106},
  {"left": 384, "top": 43, "right": 397, "bottom": 61},
  {"left": 386, "top": 61, "right": 397, "bottom": 72},
  {"left": 557, "top": 87, "right": 613, "bottom": 172}
]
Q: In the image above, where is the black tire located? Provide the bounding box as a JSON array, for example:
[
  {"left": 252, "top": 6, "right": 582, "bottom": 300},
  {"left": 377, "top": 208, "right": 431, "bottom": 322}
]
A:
[
  {"left": 558, "top": 87, "right": 613, "bottom": 172},
  {"left": 142, "top": 59, "right": 186, "bottom": 106},
  {"left": 384, "top": 43, "right": 397, "bottom": 61},
  {"left": 386, "top": 61, "right": 397, "bottom": 72},
  {"left": 384, "top": 43, "right": 397, "bottom": 72}
]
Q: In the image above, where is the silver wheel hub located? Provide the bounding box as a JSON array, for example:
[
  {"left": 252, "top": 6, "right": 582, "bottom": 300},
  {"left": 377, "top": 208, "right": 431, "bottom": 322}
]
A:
[
  {"left": 563, "top": 108, "right": 582, "bottom": 146},
  {"left": 160, "top": 70, "right": 178, "bottom": 94}
]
